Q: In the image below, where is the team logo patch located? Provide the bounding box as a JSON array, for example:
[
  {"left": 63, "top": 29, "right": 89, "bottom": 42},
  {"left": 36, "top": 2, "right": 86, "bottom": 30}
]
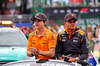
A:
[
  {"left": 32, "top": 42, "right": 35, "bottom": 44},
  {"left": 43, "top": 43, "right": 47, "bottom": 44},
  {"left": 62, "top": 39, "right": 66, "bottom": 42},
  {"left": 73, "top": 40, "right": 78, "bottom": 42},
  {"left": 62, "top": 37, "right": 66, "bottom": 39},
  {"left": 73, "top": 37, "right": 78, "bottom": 39},
  {"left": 51, "top": 36, "right": 55, "bottom": 40}
]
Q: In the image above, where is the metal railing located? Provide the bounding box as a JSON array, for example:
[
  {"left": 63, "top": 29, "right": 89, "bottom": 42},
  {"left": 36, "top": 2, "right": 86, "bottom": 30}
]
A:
[{"left": 0, "top": 14, "right": 33, "bottom": 23}]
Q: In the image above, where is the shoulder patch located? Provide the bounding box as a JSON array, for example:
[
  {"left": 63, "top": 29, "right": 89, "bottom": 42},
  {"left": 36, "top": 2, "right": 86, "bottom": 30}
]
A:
[
  {"left": 45, "top": 29, "right": 55, "bottom": 37},
  {"left": 59, "top": 29, "right": 66, "bottom": 35},
  {"left": 45, "top": 34, "right": 49, "bottom": 37},
  {"left": 77, "top": 29, "right": 85, "bottom": 36}
]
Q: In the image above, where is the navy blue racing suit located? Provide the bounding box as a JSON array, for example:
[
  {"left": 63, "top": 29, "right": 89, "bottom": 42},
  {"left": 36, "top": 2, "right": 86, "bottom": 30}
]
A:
[{"left": 57, "top": 27, "right": 89, "bottom": 60}]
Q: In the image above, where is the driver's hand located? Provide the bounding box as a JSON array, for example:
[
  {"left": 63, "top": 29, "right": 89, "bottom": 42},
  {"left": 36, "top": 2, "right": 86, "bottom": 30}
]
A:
[
  {"left": 29, "top": 47, "right": 39, "bottom": 57},
  {"left": 29, "top": 47, "right": 37, "bottom": 53},
  {"left": 67, "top": 57, "right": 76, "bottom": 62}
]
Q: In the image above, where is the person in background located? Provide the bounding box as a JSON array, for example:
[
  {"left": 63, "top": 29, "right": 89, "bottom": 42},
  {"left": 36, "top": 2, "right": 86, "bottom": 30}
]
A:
[
  {"left": 0, "top": 0, "right": 7, "bottom": 15},
  {"left": 58, "top": 24, "right": 65, "bottom": 34},
  {"left": 19, "top": 26, "right": 26, "bottom": 35},
  {"left": 93, "top": 24, "right": 98, "bottom": 39},
  {"left": 48, "top": 26, "right": 51, "bottom": 30},
  {"left": 12, "top": 23, "right": 16, "bottom": 28},
  {"left": 48, "top": 25, "right": 57, "bottom": 37},
  {"left": 32, "top": 24, "right": 36, "bottom": 31},
  {"left": 6, "top": 0, "right": 19, "bottom": 17},
  {"left": 27, "top": 13, "right": 56, "bottom": 60},
  {"left": 55, "top": 24, "right": 60, "bottom": 33},
  {"left": 86, "top": 25, "right": 94, "bottom": 54},
  {"left": 96, "top": 24, "right": 100, "bottom": 43},
  {"left": 96, "top": 24, "right": 100, "bottom": 62},
  {"left": 25, "top": 27, "right": 33, "bottom": 39},
  {"left": 56, "top": 13, "right": 89, "bottom": 63}
]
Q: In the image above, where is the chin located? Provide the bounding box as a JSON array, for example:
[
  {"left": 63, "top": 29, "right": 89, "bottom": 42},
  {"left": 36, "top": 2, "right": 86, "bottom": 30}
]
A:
[
  {"left": 70, "top": 27, "right": 75, "bottom": 30},
  {"left": 35, "top": 27, "right": 39, "bottom": 29},
  {"left": 35, "top": 26, "right": 39, "bottom": 28}
]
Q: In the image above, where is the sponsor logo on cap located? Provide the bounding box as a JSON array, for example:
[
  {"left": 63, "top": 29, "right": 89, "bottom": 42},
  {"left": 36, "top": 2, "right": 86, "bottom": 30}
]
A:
[
  {"left": 71, "top": 14, "right": 74, "bottom": 16},
  {"left": 36, "top": 14, "right": 39, "bottom": 16}
]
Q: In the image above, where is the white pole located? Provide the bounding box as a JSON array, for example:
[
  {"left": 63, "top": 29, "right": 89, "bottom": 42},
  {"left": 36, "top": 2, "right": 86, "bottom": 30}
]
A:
[
  {"left": 95, "top": 0, "right": 99, "bottom": 6},
  {"left": 91, "top": 0, "right": 94, "bottom": 6}
]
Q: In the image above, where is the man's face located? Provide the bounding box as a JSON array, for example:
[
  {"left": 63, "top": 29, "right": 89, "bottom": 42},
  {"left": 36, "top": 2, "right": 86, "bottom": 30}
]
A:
[
  {"left": 34, "top": 19, "right": 46, "bottom": 29},
  {"left": 64, "top": 19, "right": 77, "bottom": 30}
]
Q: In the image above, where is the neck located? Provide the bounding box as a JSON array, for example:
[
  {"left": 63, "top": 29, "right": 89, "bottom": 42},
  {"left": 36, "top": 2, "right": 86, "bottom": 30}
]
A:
[
  {"left": 36, "top": 27, "right": 45, "bottom": 35},
  {"left": 66, "top": 28, "right": 75, "bottom": 34}
]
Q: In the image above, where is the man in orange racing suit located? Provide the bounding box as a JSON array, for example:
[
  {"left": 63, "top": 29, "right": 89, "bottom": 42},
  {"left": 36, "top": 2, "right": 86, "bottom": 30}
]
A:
[
  {"left": 56, "top": 13, "right": 89, "bottom": 62},
  {"left": 27, "top": 13, "right": 56, "bottom": 60}
]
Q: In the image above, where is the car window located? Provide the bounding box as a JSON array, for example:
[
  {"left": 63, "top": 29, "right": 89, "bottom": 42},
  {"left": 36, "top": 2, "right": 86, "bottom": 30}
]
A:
[{"left": 0, "top": 29, "right": 27, "bottom": 46}]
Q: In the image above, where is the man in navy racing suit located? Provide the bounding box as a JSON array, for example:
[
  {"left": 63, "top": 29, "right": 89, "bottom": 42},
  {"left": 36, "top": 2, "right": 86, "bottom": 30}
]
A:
[{"left": 56, "top": 13, "right": 89, "bottom": 63}]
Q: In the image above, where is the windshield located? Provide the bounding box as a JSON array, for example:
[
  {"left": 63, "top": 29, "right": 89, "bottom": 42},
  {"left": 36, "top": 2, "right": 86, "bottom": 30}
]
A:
[{"left": 0, "top": 29, "right": 27, "bottom": 46}]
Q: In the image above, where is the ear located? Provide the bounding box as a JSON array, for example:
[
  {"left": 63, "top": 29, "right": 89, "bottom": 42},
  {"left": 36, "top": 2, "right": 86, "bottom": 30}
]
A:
[{"left": 44, "top": 21, "right": 46, "bottom": 26}]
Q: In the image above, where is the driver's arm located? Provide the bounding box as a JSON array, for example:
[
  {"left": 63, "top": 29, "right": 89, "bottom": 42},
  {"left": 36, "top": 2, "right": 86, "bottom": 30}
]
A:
[
  {"left": 79, "top": 34, "right": 89, "bottom": 60},
  {"left": 56, "top": 34, "right": 63, "bottom": 60},
  {"left": 27, "top": 34, "right": 33, "bottom": 57},
  {"left": 37, "top": 48, "right": 55, "bottom": 57}
]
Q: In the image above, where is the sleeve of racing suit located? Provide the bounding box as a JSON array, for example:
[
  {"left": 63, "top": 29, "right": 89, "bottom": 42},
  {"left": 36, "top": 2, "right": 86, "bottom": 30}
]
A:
[
  {"left": 56, "top": 34, "right": 63, "bottom": 59},
  {"left": 79, "top": 34, "right": 89, "bottom": 60}
]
